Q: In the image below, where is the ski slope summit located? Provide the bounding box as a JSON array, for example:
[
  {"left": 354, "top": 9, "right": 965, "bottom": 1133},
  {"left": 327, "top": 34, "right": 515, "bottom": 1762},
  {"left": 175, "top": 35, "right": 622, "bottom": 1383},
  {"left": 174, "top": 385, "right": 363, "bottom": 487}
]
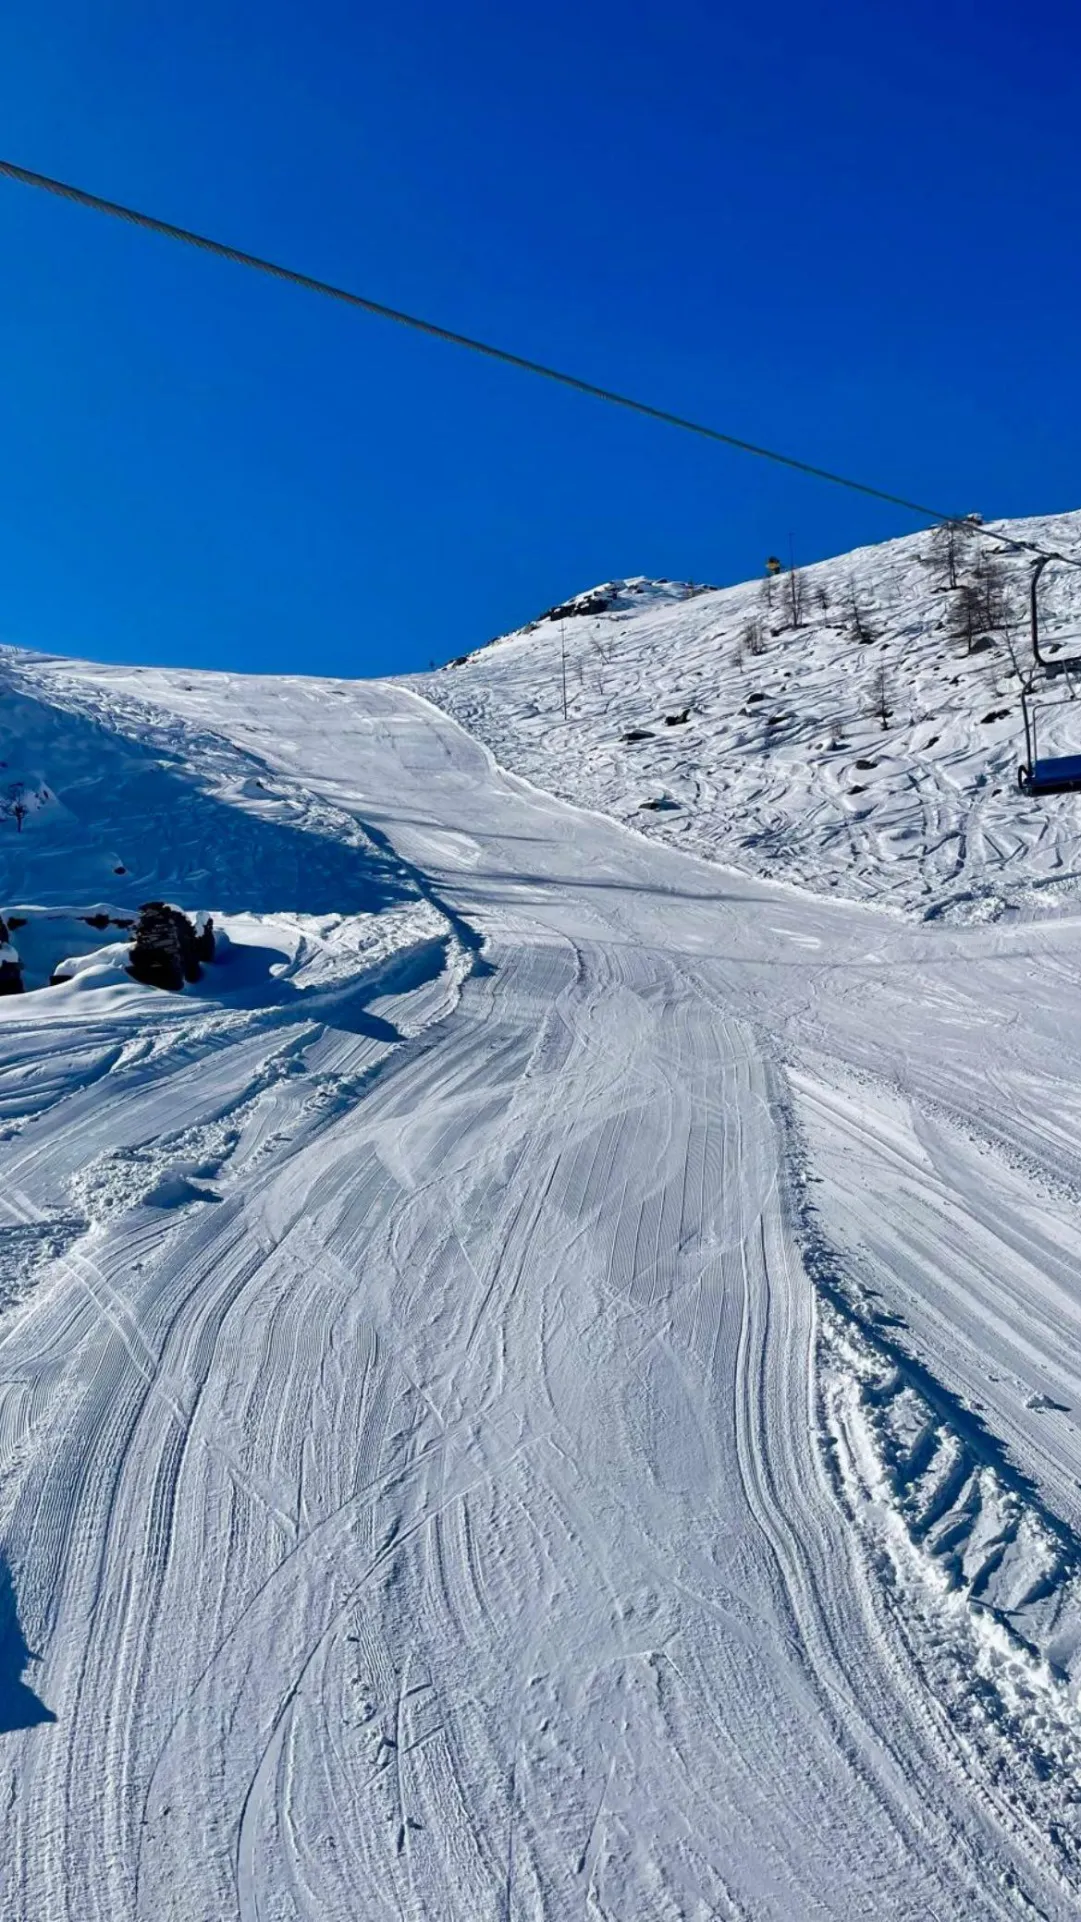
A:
[{"left": 422, "top": 507, "right": 1081, "bottom": 920}]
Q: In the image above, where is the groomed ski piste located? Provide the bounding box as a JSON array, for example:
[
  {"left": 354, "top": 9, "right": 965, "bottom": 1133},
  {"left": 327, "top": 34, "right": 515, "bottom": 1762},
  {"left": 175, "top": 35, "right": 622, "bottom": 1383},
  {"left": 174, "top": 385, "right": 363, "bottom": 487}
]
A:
[{"left": 4, "top": 509, "right": 1081, "bottom": 1917}]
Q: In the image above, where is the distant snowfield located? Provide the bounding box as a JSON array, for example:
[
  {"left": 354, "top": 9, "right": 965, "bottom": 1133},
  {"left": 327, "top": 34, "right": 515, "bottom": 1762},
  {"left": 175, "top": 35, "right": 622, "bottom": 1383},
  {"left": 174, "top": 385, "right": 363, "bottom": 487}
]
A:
[
  {"left": 5, "top": 519, "right": 1081, "bottom": 1917},
  {"left": 421, "top": 508, "right": 1081, "bottom": 921}
]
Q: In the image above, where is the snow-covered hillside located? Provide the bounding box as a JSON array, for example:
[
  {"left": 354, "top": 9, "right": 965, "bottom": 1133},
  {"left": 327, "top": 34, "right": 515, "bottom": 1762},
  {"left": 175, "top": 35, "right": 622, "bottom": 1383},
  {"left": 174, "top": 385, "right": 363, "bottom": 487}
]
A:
[
  {"left": 422, "top": 508, "right": 1081, "bottom": 920},
  {"left": 6, "top": 590, "right": 1081, "bottom": 1916}
]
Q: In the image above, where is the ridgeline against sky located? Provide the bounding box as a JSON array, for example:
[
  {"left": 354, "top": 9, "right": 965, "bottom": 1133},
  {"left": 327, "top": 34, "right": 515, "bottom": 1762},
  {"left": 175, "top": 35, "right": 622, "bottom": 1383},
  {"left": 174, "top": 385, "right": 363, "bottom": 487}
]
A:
[{"left": 1, "top": 0, "right": 1078, "bottom": 675}]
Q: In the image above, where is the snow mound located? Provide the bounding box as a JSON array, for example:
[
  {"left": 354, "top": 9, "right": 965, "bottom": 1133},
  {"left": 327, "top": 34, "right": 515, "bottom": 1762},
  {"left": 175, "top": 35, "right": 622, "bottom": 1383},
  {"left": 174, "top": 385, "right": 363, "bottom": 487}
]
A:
[{"left": 421, "top": 509, "right": 1081, "bottom": 920}]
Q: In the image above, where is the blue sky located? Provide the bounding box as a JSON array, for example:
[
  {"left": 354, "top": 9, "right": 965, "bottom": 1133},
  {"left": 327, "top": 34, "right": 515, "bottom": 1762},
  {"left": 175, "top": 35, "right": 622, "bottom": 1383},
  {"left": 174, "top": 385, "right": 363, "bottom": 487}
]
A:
[{"left": 1, "top": 1, "right": 1079, "bottom": 677}]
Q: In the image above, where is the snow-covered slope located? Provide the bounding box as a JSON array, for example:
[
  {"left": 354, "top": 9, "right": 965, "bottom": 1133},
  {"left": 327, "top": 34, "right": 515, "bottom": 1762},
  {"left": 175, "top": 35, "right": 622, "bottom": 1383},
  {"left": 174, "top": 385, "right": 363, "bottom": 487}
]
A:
[
  {"left": 6, "top": 624, "right": 1081, "bottom": 1915},
  {"left": 421, "top": 508, "right": 1081, "bottom": 920}
]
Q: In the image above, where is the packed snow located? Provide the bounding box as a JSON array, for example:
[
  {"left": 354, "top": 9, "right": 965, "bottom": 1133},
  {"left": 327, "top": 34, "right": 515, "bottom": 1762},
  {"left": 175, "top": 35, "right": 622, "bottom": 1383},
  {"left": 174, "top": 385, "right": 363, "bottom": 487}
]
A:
[
  {"left": 422, "top": 508, "right": 1081, "bottom": 921},
  {"left": 4, "top": 514, "right": 1081, "bottom": 1917}
]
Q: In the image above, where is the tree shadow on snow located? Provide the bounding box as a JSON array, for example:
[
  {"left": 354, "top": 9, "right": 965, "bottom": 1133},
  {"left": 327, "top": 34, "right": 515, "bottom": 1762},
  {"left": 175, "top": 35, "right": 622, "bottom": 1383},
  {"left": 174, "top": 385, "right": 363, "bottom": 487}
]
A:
[{"left": 0, "top": 1556, "right": 54, "bottom": 1734}]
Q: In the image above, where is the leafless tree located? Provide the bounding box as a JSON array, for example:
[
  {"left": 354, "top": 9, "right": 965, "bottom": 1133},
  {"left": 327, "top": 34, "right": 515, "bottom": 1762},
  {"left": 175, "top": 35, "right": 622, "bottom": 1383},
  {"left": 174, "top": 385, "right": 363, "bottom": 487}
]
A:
[
  {"left": 814, "top": 582, "right": 830, "bottom": 615},
  {"left": 971, "top": 549, "right": 1014, "bottom": 640},
  {"left": 948, "top": 583, "right": 986, "bottom": 656},
  {"left": 845, "top": 580, "right": 876, "bottom": 646},
  {"left": 5, "top": 782, "right": 27, "bottom": 833},
  {"left": 742, "top": 617, "right": 766, "bottom": 658},
  {"left": 785, "top": 566, "right": 806, "bottom": 629},
  {"left": 588, "top": 618, "right": 611, "bottom": 666},
  {"left": 929, "top": 519, "right": 972, "bottom": 592},
  {"left": 870, "top": 663, "right": 891, "bottom": 730}
]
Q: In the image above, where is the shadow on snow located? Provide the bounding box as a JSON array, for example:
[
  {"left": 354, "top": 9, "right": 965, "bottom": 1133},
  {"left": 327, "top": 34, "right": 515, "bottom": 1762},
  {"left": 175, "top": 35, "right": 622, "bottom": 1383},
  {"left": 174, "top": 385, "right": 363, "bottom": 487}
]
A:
[{"left": 0, "top": 1556, "right": 54, "bottom": 1734}]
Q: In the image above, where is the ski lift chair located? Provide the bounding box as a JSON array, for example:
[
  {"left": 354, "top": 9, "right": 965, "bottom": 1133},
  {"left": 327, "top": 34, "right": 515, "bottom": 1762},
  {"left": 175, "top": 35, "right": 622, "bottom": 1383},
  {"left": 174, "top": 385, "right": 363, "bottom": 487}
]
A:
[
  {"left": 1016, "top": 554, "right": 1081, "bottom": 794},
  {"left": 1018, "top": 678, "right": 1081, "bottom": 794}
]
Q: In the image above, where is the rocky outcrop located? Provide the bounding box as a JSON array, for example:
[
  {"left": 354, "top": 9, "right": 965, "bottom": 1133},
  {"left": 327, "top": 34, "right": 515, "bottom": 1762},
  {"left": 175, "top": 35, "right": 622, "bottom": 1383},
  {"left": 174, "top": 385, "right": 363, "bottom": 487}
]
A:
[
  {"left": 128, "top": 903, "right": 206, "bottom": 992},
  {"left": 194, "top": 914, "right": 216, "bottom": 965},
  {"left": 0, "top": 917, "right": 23, "bottom": 995}
]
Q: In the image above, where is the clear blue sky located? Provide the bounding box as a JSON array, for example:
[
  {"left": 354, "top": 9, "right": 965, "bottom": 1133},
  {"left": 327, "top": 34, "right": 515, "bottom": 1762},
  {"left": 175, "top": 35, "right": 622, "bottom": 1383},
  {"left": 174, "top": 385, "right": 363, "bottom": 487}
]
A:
[{"left": 1, "top": 2, "right": 1078, "bottom": 677}]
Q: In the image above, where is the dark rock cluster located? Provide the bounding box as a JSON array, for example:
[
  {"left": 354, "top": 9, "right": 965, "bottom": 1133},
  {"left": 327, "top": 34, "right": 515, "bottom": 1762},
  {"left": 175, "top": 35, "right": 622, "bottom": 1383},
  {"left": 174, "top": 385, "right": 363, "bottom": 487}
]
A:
[
  {"left": 0, "top": 915, "right": 23, "bottom": 995},
  {"left": 128, "top": 904, "right": 215, "bottom": 993}
]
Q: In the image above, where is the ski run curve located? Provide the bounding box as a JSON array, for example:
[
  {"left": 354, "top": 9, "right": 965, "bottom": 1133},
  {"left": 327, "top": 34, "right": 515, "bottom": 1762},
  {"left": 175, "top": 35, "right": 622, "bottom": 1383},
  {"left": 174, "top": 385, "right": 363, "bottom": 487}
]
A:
[{"left": 4, "top": 652, "right": 1081, "bottom": 1916}]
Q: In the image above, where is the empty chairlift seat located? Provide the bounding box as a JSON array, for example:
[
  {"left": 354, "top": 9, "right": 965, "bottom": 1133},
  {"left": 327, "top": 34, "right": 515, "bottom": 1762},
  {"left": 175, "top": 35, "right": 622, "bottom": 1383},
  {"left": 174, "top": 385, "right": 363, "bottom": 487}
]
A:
[
  {"left": 1018, "top": 752, "right": 1081, "bottom": 796},
  {"left": 1016, "top": 555, "right": 1081, "bottom": 796},
  {"left": 1018, "top": 676, "right": 1081, "bottom": 794}
]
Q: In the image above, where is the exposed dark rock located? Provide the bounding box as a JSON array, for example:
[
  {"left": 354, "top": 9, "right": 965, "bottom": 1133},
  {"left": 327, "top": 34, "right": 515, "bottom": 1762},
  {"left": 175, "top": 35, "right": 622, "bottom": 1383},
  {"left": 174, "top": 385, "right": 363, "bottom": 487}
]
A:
[
  {"left": 0, "top": 917, "right": 23, "bottom": 995},
  {"left": 622, "top": 729, "right": 654, "bottom": 743},
  {"left": 855, "top": 758, "right": 877, "bottom": 771},
  {"left": 128, "top": 903, "right": 203, "bottom": 992},
  {"left": 541, "top": 590, "right": 618, "bottom": 622},
  {"left": 663, "top": 710, "right": 690, "bottom": 726}
]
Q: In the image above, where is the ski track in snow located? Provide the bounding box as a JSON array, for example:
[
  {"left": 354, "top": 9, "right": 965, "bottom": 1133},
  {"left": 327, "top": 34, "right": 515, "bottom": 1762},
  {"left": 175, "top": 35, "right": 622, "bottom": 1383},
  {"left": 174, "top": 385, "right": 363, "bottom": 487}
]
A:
[
  {"left": 420, "top": 508, "right": 1081, "bottom": 925},
  {"left": 3, "top": 609, "right": 1081, "bottom": 1914}
]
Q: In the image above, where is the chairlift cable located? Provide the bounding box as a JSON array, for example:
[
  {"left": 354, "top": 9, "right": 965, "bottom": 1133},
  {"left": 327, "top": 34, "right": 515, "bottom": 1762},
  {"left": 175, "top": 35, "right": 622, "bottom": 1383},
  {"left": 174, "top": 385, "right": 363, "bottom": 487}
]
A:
[{"left": 2, "top": 157, "right": 1080, "bottom": 575}]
